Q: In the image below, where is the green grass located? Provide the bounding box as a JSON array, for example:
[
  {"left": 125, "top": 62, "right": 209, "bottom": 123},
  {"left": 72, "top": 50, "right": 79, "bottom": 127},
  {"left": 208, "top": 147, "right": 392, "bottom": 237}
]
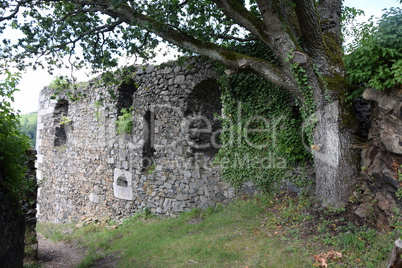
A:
[{"left": 37, "top": 194, "right": 401, "bottom": 268}]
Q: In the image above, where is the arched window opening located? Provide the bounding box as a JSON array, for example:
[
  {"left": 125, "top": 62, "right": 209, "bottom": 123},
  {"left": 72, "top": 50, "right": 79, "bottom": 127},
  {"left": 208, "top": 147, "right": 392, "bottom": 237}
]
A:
[
  {"left": 116, "top": 79, "right": 137, "bottom": 116},
  {"left": 186, "top": 79, "right": 222, "bottom": 157}
]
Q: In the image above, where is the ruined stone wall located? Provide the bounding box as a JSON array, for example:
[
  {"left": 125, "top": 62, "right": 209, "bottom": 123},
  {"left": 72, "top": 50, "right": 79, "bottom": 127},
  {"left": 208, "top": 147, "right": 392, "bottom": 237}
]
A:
[
  {"left": 354, "top": 87, "right": 402, "bottom": 228},
  {"left": 37, "top": 58, "right": 256, "bottom": 223},
  {"left": 24, "top": 150, "right": 38, "bottom": 261}
]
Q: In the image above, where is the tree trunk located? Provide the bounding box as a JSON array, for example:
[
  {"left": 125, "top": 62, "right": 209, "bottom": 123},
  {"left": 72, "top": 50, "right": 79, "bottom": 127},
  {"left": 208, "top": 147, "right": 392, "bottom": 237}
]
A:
[{"left": 312, "top": 100, "right": 358, "bottom": 207}]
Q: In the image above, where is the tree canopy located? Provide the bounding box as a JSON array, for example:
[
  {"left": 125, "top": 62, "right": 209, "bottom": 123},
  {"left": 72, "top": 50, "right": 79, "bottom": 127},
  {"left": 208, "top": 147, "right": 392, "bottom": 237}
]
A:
[{"left": 1, "top": 1, "right": 343, "bottom": 93}]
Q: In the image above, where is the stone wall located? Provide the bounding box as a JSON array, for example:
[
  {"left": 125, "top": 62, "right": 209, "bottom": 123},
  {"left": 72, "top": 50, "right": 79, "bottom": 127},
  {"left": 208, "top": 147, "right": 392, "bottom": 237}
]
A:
[
  {"left": 37, "top": 57, "right": 256, "bottom": 223},
  {"left": 24, "top": 150, "right": 38, "bottom": 261},
  {"left": 354, "top": 87, "right": 402, "bottom": 228}
]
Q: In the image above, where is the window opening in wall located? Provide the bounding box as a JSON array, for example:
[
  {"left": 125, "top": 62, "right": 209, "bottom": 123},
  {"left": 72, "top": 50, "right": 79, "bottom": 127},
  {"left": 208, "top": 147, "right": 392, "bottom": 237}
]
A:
[
  {"left": 116, "top": 78, "right": 137, "bottom": 116},
  {"left": 185, "top": 79, "right": 222, "bottom": 157},
  {"left": 53, "top": 99, "right": 69, "bottom": 147},
  {"left": 142, "top": 110, "right": 156, "bottom": 172}
]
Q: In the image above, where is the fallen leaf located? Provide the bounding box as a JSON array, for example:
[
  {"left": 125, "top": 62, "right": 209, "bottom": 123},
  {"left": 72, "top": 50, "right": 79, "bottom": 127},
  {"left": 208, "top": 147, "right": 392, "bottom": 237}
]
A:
[
  {"left": 313, "top": 250, "right": 342, "bottom": 267},
  {"left": 313, "top": 253, "right": 327, "bottom": 268}
]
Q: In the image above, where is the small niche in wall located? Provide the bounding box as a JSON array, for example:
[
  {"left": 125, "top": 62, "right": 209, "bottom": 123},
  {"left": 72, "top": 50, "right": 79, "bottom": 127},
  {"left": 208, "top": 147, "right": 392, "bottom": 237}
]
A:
[
  {"left": 53, "top": 99, "right": 69, "bottom": 147},
  {"left": 116, "top": 78, "right": 137, "bottom": 115},
  {"left": 117, "top": 176, "right": 128, "bottom": 187},
  {"left": 113, "top": 168, "right": 133, "bottom": 200}
]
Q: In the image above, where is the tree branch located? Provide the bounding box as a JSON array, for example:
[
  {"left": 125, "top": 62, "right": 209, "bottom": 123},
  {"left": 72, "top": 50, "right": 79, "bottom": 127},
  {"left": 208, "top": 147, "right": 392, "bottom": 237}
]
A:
[
  {"left": 213, "top": 35, "right": 258, "bottom": 42},
  {"left": 210, "top": 0, "right": 271, "bottom": 46},
  {"left": 99, "top": 3, "right": 295, "bottom": 92},
  {"left": 52, "top": 18, "right": 123, "bottom": 51},
  {"left": 255, "top": 0, "right": 296, "bottom": 64},
  {"left": 294, "top": 0, "right": 324, "bottom": 56},
  {"left": 0, "top": 0, "right": 31, "bottom": 22}
]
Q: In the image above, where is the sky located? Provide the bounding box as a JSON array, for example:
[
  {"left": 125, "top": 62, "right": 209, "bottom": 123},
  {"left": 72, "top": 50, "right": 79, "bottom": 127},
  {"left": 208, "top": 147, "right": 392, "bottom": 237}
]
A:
[{"left": 8, "top": 0, "right": 402, "bottom": 114}]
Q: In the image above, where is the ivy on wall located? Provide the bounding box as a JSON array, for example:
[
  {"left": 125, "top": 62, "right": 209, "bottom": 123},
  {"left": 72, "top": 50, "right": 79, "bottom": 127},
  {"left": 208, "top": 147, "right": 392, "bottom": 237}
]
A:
[{"left": 215, "top": 42, "right": 310, "bottom": 192}]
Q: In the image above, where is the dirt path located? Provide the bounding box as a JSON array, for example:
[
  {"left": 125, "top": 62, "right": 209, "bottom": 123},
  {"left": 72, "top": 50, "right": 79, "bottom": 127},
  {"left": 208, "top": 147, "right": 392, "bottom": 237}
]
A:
[{"left": 37, "top": 233, "right": 85, "bottom": 268}]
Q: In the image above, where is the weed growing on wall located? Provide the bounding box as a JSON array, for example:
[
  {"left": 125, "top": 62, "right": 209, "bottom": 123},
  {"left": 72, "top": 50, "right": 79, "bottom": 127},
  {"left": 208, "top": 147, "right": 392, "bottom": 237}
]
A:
[
  {"left": 49, "top": 75, "right": 87, "bottom": 101},
  {"left": 215, "top": 42, "right": 310, "bottom": 192},
  {"left": 116, "top": 106, "right": 134, "bottom": 134},
  {"left": 59, "top": 116, "right": 72, "bottom": 125}
]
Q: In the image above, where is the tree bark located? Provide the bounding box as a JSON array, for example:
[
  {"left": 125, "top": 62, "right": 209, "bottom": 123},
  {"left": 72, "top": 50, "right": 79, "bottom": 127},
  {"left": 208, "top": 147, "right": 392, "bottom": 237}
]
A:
[
  {"left": 312, "top": 100, "right": 358, "bottom": 207},
  {"left": 388, "top": 239, "right": 402, "bottom": 268}
]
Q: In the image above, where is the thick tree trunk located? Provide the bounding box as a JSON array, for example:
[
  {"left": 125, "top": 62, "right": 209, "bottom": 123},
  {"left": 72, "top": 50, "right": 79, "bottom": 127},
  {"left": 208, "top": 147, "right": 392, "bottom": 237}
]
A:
[{"left": 313, "top": 100, "right": 358, "bottom": 207}]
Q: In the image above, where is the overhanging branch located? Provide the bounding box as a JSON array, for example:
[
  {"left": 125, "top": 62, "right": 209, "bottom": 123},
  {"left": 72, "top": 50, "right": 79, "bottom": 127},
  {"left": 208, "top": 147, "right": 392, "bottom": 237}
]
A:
[
  {"left": 0, "top": 0, "right": 31, "bottom": 22},
  {"left": 98, "top": 3, "right": 294, "bottom": 91},
  {"left": 210, "top": 0, "right": 271, "bottom": 47}
]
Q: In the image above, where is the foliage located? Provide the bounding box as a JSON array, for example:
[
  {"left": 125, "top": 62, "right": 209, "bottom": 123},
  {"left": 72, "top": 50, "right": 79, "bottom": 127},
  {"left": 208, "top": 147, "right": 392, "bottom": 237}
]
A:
[
  {"left": 287, "top": 53, "right": 317, "bottom": 147},
  {"left": 145, "top": 162, "right": 156, "bottom": 175},
  {"left": 116, "top": 106, "right": 133, "bottom": 134},
  {"left": 93, "top": 100, "right": 103, "bottom": 124},
  {"left": 340, "top": 5, "right": 365, "bottom": 44},
  {"left": 18, "top": 112, "right": 37, "bottom": 147},
  {"left": 59, "top": 115, "right": 72, "bottom": 125},
  {"left": 49, "top": 75, "right": 71, "bottom": 91},
  {"left": 0, "top": 70, "right": 31, "bottom": 205},
  {"left": 48, "top": 75, "right": 86, "bottom": 101},
  {"left": 216, "top": 42, "right": 310, "bottom": 192},
  {"left": 345, "top": 8, "right": 402, "bottom": 90}
]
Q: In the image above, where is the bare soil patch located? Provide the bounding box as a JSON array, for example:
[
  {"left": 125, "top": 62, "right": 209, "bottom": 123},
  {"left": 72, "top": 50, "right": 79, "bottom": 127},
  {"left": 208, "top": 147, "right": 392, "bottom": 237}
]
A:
[{"left": 37, "top": 233, "right": 85, "bottom": 268}]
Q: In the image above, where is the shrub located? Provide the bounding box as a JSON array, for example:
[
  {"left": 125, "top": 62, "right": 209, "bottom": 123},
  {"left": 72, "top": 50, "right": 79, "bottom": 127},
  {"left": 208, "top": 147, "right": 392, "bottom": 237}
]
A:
[
  {"left": 0, "top": 70, "right": 31, "bottom": 205},
  {"left": 345, "top": 8, "right": 402, "bottom": 90}
]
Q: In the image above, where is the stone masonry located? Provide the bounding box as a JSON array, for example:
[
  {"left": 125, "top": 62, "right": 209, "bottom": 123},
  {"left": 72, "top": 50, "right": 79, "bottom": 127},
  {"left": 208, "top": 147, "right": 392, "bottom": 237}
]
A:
[
  {"left": 36, "top": 57, "right": 256, "bottom": 223},
  {"left": 351, "top": 87, "right": 402, "bottom": 228}
]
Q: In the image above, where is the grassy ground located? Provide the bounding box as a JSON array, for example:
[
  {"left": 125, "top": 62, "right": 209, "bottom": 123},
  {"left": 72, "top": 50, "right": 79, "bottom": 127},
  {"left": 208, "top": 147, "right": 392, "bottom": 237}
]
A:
[{"left": 37, "top": 194, "right": 402, "bottom": 267}]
